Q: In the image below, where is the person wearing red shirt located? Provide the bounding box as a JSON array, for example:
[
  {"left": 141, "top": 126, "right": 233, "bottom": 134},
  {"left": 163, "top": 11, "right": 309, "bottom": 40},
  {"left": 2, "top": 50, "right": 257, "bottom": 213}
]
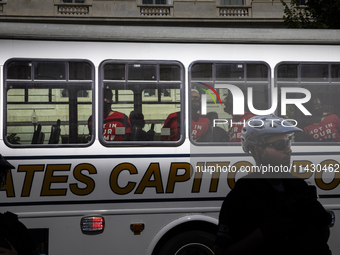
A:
[
  {"left": 303, "top": 97, "right": 340, "bottom": 142},
  {"left": 223, "top": 92, "right": 255, "bottom": 142},
  {"left": 88, "top": 89, "right": 132, "bottom": 141},
  {"left": 162, "top": 90, "right": 210, "bottom": 142}
]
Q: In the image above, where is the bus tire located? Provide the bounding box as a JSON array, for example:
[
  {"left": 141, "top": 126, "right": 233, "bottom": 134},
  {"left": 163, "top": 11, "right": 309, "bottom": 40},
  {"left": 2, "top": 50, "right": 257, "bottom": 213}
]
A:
[{"left": 158, "top": 230, "right": 215, "bottom": 255}]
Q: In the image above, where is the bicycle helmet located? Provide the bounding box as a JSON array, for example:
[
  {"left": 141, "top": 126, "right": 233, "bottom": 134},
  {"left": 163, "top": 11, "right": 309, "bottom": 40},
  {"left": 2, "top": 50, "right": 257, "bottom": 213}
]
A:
[{"left": 241, "top": 115, "right": 302, "bottom": 154}]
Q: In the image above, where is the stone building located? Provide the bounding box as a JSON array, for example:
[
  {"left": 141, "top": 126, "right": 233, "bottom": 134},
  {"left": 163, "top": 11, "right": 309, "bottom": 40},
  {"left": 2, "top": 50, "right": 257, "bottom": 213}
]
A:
[{"left": 0, "top": 0, "right": 294, "bottom": 28}]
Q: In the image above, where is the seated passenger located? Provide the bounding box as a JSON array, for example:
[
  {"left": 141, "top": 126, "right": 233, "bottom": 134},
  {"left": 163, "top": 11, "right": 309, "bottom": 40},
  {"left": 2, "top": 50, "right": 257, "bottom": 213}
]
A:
[
  {"left": 88, "top": 89, "right": 132, "bottom": 141},
  {"left": 223, "top": 92, "right": 254, "bottom": 142},
  {"left": 303, "top": 96, "right": 340, "bottom": 142},
  {"left": 129, "top": 111, "right": 155, "bottom": 141},
  {"left": 162, "top": 90, "right": 210, "bottom": 142},
  {"left": 206, "top": 111, "right": 228, "bottom": 142}
]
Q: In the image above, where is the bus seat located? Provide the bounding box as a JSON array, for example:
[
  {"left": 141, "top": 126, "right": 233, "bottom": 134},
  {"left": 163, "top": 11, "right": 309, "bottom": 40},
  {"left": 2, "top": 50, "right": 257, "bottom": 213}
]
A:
[
  {"left": 48, "top": 119, "right": 61, "bottom": 144},
  {"left": 31, "top": 124, "right": 45, "bottom": 144}
]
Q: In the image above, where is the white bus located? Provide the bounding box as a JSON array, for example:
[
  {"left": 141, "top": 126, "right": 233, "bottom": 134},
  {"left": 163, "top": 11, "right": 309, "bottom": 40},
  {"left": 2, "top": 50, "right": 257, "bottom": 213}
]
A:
[{"left": 0, "top": 22, "right": 340, "bottom": 255}]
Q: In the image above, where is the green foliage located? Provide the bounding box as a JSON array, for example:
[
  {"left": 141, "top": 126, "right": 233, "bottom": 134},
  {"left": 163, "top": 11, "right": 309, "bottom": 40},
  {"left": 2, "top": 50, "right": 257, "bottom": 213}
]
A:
[{"left": 281, "top": 0, "right": 340, "bottom": 29}]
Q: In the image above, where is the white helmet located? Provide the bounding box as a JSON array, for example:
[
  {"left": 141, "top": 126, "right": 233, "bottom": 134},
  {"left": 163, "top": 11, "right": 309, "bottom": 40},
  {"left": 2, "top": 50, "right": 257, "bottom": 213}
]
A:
[{"left": 241, "top": 115, "right": 302, "bottom": 154}]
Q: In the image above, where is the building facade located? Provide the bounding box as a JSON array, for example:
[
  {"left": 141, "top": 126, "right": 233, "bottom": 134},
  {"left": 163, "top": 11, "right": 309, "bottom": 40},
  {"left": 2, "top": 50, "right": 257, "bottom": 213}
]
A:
[{"left": 0, "top": 0, "right": 292, "bottom": 28}]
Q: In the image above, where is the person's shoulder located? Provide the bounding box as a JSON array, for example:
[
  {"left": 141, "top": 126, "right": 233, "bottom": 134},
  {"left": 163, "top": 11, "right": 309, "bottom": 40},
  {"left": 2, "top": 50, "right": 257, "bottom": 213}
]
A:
[
  {"left": 198, "top": 114, "right": 210, "bottom": 123},
  {"left": 111, "top": 111, "right": 129, "bottom": 118},
  {"left": 167, "top": 112, "right": 179, "bottom": 118},
  {"left": 282, "top": 174, "right": 309, "bottom": 189},
  {"left": 325, "top": 113, "right": 340, "bottom": 121},
  {"left": 222, "top": 176, "right": 263, "bottom": 208},
  {"left": 229, "top": 174, "right": 262, "bottom": 196}
]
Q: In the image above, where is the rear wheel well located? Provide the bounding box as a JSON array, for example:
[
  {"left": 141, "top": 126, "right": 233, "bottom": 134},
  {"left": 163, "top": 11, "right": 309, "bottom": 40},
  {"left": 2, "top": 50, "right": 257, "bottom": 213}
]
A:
[{"left": 152, "top": 220, "right": 217, "bottom": 255}]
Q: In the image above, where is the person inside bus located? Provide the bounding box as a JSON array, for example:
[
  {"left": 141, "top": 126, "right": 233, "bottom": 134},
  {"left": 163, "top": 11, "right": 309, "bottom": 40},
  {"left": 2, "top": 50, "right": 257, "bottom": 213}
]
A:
[
  {"left": 215, "top": 115, "right": 332, "bottom": 255},
  {"left": 161, "top": 90, "right": 210, "bottom": 142},
  {"left": 223, "top": 91, "right": 254, "bottom": 142},
  {"left": 206, "top": 111, "right": 228, "bottom": 142},
  {"left": 301, "top": 96, "right": 340, "bottom": 142},
  {"left": 129, "top": 111, "right": 155, "bottom": 141},
  {"left": 88, "top": 88, "right": 132, "bottom": 141}
]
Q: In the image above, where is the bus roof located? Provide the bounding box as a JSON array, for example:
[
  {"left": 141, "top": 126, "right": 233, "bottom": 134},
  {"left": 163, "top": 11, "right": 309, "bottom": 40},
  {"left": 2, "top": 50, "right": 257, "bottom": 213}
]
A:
[{"left": 0, "top": 22, "right": 339, "bottom": 45}]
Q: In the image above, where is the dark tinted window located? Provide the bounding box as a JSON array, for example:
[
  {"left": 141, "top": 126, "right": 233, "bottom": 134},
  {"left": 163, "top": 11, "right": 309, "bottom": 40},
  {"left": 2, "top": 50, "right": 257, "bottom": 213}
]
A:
[{"left": 7, "top": 61, "right": 31, "bottom": 80}]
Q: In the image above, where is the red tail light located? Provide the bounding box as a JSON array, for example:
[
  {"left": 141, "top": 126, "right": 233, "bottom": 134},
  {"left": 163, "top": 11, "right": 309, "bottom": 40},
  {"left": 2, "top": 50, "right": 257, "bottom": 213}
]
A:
[{"left": 81, "top": 216, "right": 105, "bottom": 234}]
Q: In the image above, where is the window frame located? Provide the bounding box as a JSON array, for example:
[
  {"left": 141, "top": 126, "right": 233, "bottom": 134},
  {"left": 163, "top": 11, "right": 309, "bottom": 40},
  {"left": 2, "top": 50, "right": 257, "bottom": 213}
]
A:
[
  {"left": 220, "top": 0, "right": 245, "bottom": 5},
  {"left": 99, "top": 59, "right": 185, "bottom": 147},
  {"left": 275, "top": 61, "right": 340, "bottom": 146},
  {"left": 189, "top": 60, "right": 271, "bottom": 146},
  {"left": 3, "top": 58, "right": 95, "bottom": 148},
  {"left": 141, "top": 0, "right": 168, "bottom": 5}
]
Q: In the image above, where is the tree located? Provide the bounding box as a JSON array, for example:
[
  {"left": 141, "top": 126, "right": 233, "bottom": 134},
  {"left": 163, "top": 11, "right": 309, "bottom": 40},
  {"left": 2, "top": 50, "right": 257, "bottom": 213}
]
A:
[{"left": 281, "top": 0, "right": 340, "bottom": 29}]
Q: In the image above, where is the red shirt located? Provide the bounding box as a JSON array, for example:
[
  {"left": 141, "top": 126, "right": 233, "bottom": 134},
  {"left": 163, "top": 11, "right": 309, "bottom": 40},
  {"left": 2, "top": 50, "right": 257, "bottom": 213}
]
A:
[
  {"left": 228, "top": 112, "right": 255, "bottom": 142},
  {"left": 162, "top": 112, "right": 210, "bottom": 141},
  {"left": 89, "top": 112, "right": 132, "bottom": 141},
  {"left": 191, "top": 115, "right": 210, "bottom": 142},
  {"left": 162, "top": 112, "right": 180, "bottom": 141},
  {"left": 304, "top": 114, "right": 340, "bottom": 142}
]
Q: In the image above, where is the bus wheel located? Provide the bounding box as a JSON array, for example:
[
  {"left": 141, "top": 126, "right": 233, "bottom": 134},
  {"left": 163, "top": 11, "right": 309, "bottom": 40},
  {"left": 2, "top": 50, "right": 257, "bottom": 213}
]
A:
[{"left": 158, "top": 230, "right": 215, "bottom": 255}]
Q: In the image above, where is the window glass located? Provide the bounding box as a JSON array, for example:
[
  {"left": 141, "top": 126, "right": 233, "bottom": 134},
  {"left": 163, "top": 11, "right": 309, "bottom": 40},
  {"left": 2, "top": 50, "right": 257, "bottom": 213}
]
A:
[
  {"left": 128, "top": 64, "right": 157, "bottom": 81},
  {"left": 191, "top": 63, "right": 213, "bottom": 81},
  {"left": 296, "top": 0, "right": 306, "bottom": 5},
  {"left": 216, "top": 63, "right": 244, "bottom": 81},
  {"left": 220, "top": 0, "right": 244, "bottom": 5},
  {"left": 276, "top": 62, "right": 340, "bottom": 143},
  {"left": 142, "top": 0, "right": 166, "bottom": 3},
  {"left": 69, "top": 62, "right": 92, "bottom": 80},
  {"left": 190, "top": 61, "right": 270, "bottom": 144},
  {"left": 34, "top": 62, "right": 66, "bottom": 80},
  {"left": 247, "top": 63, "right": 268, "bottom": 81},
  {"left": 100, "top": 61, "right": 183, "bottom": 144},
  {"left": 331, "top": 64, "right": 340, "bottom": 82},
  {"left": 301, "top": 64, "right": 328, "bottom": 82},
  {"left": 62, "top": 0, "right": 85, "bottom": 3},
  {"left": 5, "top": 59, "right": 94, "bottom": 146},
  {"left": 160, "top": 64, "right": 180, "bottom": 81},
  {"left": 104, "top": 64, "right": 125, "bottom": 80},
  {"left": 277, "top": 64, "right": 298, "bottom": 81},
  {"left": 7, "top": 61, "right": 31, "bottom": 80}
]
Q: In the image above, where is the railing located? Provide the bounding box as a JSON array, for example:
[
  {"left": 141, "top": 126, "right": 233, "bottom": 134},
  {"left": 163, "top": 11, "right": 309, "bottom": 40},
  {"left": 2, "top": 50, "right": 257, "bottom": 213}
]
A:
[
  {"left": 218, "top": 6, "right": 251, "bottom": 17},
  {"left": 56, "top": 4, "right": 90, "bottom": 15},
  {"left": 140, "top": 6, "right": 172, "bottom": 16}
]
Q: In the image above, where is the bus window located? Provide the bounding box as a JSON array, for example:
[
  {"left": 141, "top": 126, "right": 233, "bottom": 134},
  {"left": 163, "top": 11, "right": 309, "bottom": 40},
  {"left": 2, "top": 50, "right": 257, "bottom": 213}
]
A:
[
  {"left": 4, "top": 59, "right": 94, "bottom": 146},
  {"left": 189, "top": 61, "right": 270, "bottom": 144},
  {"left": 276, "top": 62, "right": 340, "bottom": 143},
  {"left": 99, "top": 60, "right": 184, "bottom": 144}
]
